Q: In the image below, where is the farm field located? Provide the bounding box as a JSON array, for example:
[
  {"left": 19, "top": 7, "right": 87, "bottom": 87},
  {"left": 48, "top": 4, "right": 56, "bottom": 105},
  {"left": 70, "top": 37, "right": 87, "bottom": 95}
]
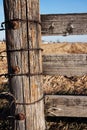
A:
[
  {"left": 1, "top": 42, "right": 87, "bottom": 129},
  {"left": 41, "top": 42, "right": 87, "bottom": 54}
]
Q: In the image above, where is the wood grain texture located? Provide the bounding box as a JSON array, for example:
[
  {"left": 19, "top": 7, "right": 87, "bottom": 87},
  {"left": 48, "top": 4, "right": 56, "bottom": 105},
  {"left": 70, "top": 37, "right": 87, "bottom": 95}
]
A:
[
  {"left": 3, "top": 0, "right": 45, "bottom": 130},
  {"left": 42, "top": 54, "right": 87, "bottom": 76},
  {"left": 45, "top": 95, "right": 87, "bottom": 117},
  {"left": 41, "top": 13, "right": 87, "bottom": 36}
]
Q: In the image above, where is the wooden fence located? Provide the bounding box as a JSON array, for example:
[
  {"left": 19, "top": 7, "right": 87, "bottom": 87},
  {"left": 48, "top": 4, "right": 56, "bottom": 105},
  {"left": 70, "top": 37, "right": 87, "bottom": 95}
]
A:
[
  {"left": 1, "top": 1, "right": 87, "bottom": 129},
  {"left": 42, "top": 54, "right": 87, "bottom": 76},
  {"left": 45, "top": 95, "right": 87, "bottom": 117},
  {"left": 41, "top": 13, "right": 87, "bottom": 36},
  {"left": 41, "top": 13, "right": 87, "bottom": 118},
  {"left": 43, "top": 54, "right": 87, "bottom": 118}
]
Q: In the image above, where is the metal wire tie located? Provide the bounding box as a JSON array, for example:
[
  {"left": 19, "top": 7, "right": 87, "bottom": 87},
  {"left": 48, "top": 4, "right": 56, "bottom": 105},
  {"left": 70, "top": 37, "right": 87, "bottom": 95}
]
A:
[
  {"left": 7, "top": 48, "right": 43, "bottom": 52},
  {"left": 0, "top": 18, "right": 41, "bottom": 30},
  {"left": 16, "top": 95, "right": 45, "bottom": 106},
  {"left": 0, "top": 72, "right": 43, "bottom": 78},
  {"left": 0, "top": 48, "right": 43, "bottom": 54}
]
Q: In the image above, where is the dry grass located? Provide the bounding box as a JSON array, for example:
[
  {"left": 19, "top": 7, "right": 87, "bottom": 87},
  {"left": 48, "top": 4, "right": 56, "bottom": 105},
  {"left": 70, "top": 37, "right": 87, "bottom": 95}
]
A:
[
  {"left": 46, "top": 121, "right": 87, "bottom": 130},
  {"left": 0, "top": 43, "right": 7, "bottom": 84},
  {"left": 41, "top": 42, "right": 87, "bottom": 54},
  {"left": 1, "top": 42, "right": 87, "bottom": 129},
  {"left": 41, "top": 42, "right": 87, "bottom": 130},
  {"left": 43, "top": 75, "right": 87, "bottom": 95},
  {"left": 41, "top": 42, "right": 87, "bottom": 95}
]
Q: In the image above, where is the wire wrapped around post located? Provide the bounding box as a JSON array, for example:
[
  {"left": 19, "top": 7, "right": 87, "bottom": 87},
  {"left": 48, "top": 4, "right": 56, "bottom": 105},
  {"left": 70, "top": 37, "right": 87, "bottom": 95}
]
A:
[
  {"left": 0, "top": 18, "right": 41, "bottom": 30},
  {"left": 3, "top": 0, "right": 45, "bottom": 129}
]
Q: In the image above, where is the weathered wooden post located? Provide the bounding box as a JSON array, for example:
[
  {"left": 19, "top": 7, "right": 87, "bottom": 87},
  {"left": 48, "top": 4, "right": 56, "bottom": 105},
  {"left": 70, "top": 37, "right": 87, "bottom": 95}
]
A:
[{"left": 3, "top": 0, "right": 45, "bottom": 130}]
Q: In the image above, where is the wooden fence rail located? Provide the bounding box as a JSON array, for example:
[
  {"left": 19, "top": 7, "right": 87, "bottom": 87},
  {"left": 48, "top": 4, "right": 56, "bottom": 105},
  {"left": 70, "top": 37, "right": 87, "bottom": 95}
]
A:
[
  {"left": 2, "top": 0, "right": 87, "bottom": 127},
  {"left": 43, "top": 53, "right": 87, "bottom": 118},
  {"left": 45, "top": 95, "right": 87, "bottom": 117},
  {"left": 42, "top": 54, "right": 87, "bottom": 76},
  {"left": 41, "top": 13, "right": 87, "bottom": 36}
]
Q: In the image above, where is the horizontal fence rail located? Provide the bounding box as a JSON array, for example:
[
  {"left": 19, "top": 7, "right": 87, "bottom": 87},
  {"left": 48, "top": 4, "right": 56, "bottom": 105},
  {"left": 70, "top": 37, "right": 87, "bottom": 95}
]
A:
[
  {"left": 45, "top": 95, "right": 87, "bottom": 117},
  {"left": 41, "top": 13, "right": 87, "bottom": 36},
  {"left": 42, "top": 54, "right": 87, "bottom": 76}
]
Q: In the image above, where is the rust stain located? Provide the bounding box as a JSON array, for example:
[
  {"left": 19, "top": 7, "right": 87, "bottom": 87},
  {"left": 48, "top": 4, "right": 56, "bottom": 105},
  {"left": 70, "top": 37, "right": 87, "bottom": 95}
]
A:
[
  {"left": 10, "top": 21, "right": 19, "bottom": 30},
  {"left": 11, "top": 66, "right": 20, "bottom": 74},
  {"left": 31, "top": 84, "right": 38, "bottom": 98},
  {"left": 31, "top": 26, "right": 35, "bottom": 47},
  {"left": 17, "top": 1, "right": 20, "bottom": 10},
  {"left": 15, "top": 113, "right": 25, "bottom": 120}
]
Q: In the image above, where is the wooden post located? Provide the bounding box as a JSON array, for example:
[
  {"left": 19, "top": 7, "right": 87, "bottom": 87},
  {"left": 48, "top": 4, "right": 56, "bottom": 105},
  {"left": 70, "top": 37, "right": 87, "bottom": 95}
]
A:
[{"left": 3, "top": 0, "right": 45, "bottom": 130}]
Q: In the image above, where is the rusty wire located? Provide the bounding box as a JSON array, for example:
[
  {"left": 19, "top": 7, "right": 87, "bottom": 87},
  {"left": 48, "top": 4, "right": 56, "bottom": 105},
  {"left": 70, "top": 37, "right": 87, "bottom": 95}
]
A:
[
  {"left": 0, "top": 92, "right": 45, "bottom": 106},
  {"left": 0, "top": 72, "right": 43, "bottom": 78},
  {"left": 0, "top": 48, "right": 43, "bottom": 53},
  {"left": 0, "top": 18, "right": 41, "bottom": 31},
  {"left": 16, "top": 94, "right": 45, "bottom": 106},
  {"left": 0, "top": 92, "right": 45, "bottom": 120},
  {"left": 0, "top": 47, "right": 43, "bottom": 61},
  {"left": 0, "top": 0, "right": 43, "bottom": 122},
  {"left": 1, "top": 18, "right": 41, "bottom": 26},
  {"left": 7, "top": 48, "right": 43, "bottom": 52}
]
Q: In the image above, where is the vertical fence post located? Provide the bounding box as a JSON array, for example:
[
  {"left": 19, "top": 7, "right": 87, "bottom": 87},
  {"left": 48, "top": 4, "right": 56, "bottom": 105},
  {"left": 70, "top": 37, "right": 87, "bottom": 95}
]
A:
[{"left": 3, "top": 0, "right": 45, "bottom": 130}]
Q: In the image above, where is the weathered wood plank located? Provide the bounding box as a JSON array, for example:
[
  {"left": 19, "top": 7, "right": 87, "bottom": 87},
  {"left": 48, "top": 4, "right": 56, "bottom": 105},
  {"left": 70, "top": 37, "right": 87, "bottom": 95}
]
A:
[
  {"left": 4, "top": 0, "right": 45, "bottom": 130},
  {"left": 45, "top": 95, "right": 87, "bottom": 117},
  {"left": 41, "top": 13, "right": 87, "bottom": 35},
  {"left": 42, "top": 54, "right": 87, "bottom": 76}
]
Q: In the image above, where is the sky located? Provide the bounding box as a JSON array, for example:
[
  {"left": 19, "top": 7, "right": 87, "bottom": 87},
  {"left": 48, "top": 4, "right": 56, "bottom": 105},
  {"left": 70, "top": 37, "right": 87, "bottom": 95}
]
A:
[
  {"left": 40, "top": 0, "right": 87, "bottom": 42},
  {"left": 0, "top": 0, "right": 5, "bottom": 40},
  {"left": 0, "top": 0, "right": 87, "bottom": 42}
]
